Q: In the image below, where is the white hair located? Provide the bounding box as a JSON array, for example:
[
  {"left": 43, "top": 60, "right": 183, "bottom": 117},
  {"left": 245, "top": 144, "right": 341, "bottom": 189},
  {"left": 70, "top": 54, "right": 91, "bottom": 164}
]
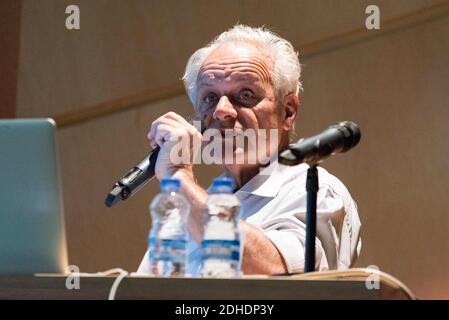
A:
[{"left": 182, "top": 24, "right": 302, "bottom": 108}]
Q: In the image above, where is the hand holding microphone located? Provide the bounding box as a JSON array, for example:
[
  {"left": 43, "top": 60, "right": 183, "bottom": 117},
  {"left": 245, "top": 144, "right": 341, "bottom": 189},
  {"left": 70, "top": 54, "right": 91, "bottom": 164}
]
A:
[
  {"left": 105, "top": 112, "right": 202, "bottom": 207},
  {"left": 147, "top": 112, "right": 203, "bottom": 180}
]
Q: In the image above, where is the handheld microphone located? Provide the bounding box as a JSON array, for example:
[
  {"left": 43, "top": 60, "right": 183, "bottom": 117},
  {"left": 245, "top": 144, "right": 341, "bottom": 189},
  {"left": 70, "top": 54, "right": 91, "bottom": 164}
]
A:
[
  {"left": 279, "top": 121, "right": 361, "bottom": 166},
  {"left": 105, "top": 146, "right": 160, "bottom": 207},
  {"left": 104, "top": 118, "right": 204, "bottom": 207}
]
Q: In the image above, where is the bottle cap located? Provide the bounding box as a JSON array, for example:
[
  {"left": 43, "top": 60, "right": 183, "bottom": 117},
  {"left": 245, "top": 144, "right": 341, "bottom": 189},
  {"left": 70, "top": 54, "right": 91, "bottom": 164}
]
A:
[
  {"left": 160, "top": 178, "right": 181, "bottom": 193},
  {"left": 208, "top": 177, "right": 234, "bottom": 194}
]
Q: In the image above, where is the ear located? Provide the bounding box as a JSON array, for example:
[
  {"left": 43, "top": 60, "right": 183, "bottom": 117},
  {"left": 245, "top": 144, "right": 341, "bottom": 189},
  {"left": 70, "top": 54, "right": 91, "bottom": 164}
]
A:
[{"left": 281, "top": 93, "right": 299, "bottom": 131}]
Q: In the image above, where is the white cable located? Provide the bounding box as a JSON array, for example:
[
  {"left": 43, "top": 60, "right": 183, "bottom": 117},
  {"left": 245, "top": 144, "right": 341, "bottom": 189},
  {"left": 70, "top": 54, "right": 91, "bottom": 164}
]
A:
[{"left": 96, "top": 268, "right": 129, "bottom": 300}]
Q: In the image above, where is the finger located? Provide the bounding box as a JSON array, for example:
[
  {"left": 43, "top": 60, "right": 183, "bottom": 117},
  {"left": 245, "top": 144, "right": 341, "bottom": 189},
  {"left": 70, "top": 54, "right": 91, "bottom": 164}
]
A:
[
  {"left": 149, "top": 115, "right": 201, "bottom": 148},
  {"left": 148, "top": 115, "right": 167, "bottom": 143},
  {"left": 164, "top": 111, "right": 191, "bottom": 127},
  {"left": 165, "top": 112, "right": 201, "bottom": 136},
  {"left": 153, "top": 124, "right": 172, "bottom": 147},
  {"left": 154, "top": 124, "right": 189, "bottom": 148},
  {"left": 148, "top": 117, "right": 181, "bottom": 143},
  {"left": 149, "top": 112, "right": 194, "bottom": 141}
]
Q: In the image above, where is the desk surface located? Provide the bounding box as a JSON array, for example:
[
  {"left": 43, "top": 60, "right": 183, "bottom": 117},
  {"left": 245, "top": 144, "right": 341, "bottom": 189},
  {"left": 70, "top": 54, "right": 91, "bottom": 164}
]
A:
[{"left": 0, "top": 274, "right": 384, "bottom": 300}]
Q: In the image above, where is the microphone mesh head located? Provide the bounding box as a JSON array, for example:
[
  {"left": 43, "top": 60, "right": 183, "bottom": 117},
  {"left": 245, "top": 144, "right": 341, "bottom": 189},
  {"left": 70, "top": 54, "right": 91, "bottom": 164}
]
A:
[{"left": 337, "top": 121, "right": 361, "bottom": 151}]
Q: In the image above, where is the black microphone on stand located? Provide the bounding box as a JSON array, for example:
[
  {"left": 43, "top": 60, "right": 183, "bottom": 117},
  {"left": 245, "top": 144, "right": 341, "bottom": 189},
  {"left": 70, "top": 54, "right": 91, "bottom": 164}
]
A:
[
  {"left": 279, "top": 121, "right": 361, "bottom": 273},
  {"left": 279, "top": 121, "right": 361, "bottom": 166}
]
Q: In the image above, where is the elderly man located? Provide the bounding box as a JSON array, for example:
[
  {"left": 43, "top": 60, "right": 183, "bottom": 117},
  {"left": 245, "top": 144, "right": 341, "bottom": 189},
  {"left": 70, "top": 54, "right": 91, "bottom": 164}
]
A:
[{"left": 138, "top": 25, "right": 361, "bottom": 275}]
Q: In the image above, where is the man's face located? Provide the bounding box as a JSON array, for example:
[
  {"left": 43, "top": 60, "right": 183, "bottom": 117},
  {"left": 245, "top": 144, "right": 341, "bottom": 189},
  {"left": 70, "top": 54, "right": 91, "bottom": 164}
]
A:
[{"left": 195, "top": 42, "right": 285, "bottom": 167}]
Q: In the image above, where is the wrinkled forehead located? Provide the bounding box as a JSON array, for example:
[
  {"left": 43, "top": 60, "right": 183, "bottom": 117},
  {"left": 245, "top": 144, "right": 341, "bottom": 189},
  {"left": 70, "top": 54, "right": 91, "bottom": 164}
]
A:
[{"left": 197, "top": 42, "right": 273, "bottom": 87}]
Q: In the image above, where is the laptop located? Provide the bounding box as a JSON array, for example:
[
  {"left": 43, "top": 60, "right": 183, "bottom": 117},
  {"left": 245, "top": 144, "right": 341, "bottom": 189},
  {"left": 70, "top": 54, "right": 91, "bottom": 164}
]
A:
[{"left": 0, "top": 118, "right": 68, "bottom": 274}]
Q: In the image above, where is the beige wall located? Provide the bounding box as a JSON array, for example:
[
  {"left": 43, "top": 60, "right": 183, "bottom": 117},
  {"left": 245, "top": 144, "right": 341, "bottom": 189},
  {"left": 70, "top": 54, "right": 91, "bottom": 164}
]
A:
[
  {"left": 12, "top": 0, "right": 449, "bottom": 298},
  {"left": 301, "top": 16, "right": 449, "bottom": 299},
  {"left": 0, "top": 0, "right": 21, "bottom": 118}
]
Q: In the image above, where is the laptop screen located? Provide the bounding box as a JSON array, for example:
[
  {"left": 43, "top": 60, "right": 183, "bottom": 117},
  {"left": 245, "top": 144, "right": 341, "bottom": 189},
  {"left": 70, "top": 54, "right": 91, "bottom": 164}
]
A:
[{"left": 0, "top": 118, "right": 68, "bottom": 274}]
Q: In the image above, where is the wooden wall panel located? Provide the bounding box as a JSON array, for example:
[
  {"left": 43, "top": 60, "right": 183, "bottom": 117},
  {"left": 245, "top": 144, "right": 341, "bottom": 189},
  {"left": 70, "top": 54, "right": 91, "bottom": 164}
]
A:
[
  {"left": 299, "top": 16, "right": 449, "bottom": 299},
  {"left": 0, "top": 0, "right": 21, "bottom": 118},
  {"left": 242, "top": 0, "right": 447, "bottom": 47},
  {"left": 16, "top": 0, "right": 445, "bottom": 119},
  {"left": 15, "top": 0, "right": 241, "bottom": 118}
]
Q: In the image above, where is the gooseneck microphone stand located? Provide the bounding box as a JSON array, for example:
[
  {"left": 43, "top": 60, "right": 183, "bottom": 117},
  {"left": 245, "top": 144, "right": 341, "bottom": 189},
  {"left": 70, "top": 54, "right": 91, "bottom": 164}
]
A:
[
  {"left": 279, "top": 121, "right": 361, "bottom": 273},
  {"left": 304, "top": 164, "right": 319, "bottom": 273},
  {"left": 278, "top": 152, "right": 321, "bottom": 273}
]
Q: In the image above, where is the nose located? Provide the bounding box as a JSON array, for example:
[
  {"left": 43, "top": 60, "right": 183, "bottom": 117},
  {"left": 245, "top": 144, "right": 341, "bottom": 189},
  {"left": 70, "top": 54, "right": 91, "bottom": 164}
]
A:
[{"left": 213, "top": 96, "right": 238, "bottom": 121}]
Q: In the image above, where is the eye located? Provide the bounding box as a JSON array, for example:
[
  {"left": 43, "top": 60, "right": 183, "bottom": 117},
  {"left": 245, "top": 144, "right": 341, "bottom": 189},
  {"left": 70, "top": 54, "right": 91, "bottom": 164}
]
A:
[
  {"left": 203, "top": 93, "right": 218, "bottom": 105},
  {"left": 239, "top": 89, "right": 255, "bottom": 101},
  {"left": 235, "top": 89, "right": 258, "bottom": 107}
]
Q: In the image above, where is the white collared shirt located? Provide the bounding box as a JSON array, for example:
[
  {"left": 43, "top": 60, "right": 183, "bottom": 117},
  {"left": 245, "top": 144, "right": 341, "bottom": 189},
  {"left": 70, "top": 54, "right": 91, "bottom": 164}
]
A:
[{"left": 137, "top": 160, "right": 362, "bottom": 275}]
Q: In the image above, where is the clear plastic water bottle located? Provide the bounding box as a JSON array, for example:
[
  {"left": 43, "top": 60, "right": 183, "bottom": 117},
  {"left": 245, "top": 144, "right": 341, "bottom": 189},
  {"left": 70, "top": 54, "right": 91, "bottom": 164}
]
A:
[
  {"left": 200, "top": 177, "right": 241, "bottom": 277},
  {"left": 149, "top": 178, "right": 190, "bottom": 276}
]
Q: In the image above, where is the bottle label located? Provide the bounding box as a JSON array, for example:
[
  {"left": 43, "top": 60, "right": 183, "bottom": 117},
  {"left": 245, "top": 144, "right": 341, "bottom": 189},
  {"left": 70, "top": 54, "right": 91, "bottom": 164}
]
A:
[
  {"left": 201, "top": 239, "right": 240, "bottom": 261},
  {"left": 149, "top": 238, "right": 187, "bottom": 262}
]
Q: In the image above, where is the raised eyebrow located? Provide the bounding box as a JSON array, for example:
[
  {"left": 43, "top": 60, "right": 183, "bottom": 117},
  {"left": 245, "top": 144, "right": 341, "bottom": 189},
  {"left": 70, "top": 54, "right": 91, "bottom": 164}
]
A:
[
  {"left": 198, "top": 89, "right": 218, "bottom": 99},
  {"left": 197, "top": 76, "right": 262, "bottom": 99},
  {"left": 234, "top": 75, "right": 260, "bottom": 82},
  {"left": 197, "top": 81, "right": 213, "bottom": 88}
]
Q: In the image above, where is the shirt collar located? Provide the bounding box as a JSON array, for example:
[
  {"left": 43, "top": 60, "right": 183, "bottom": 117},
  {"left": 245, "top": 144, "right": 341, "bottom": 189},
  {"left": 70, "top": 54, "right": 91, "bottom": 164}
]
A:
[{"left": 234, "top": 159, "right": 289, "bottom": 198}]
